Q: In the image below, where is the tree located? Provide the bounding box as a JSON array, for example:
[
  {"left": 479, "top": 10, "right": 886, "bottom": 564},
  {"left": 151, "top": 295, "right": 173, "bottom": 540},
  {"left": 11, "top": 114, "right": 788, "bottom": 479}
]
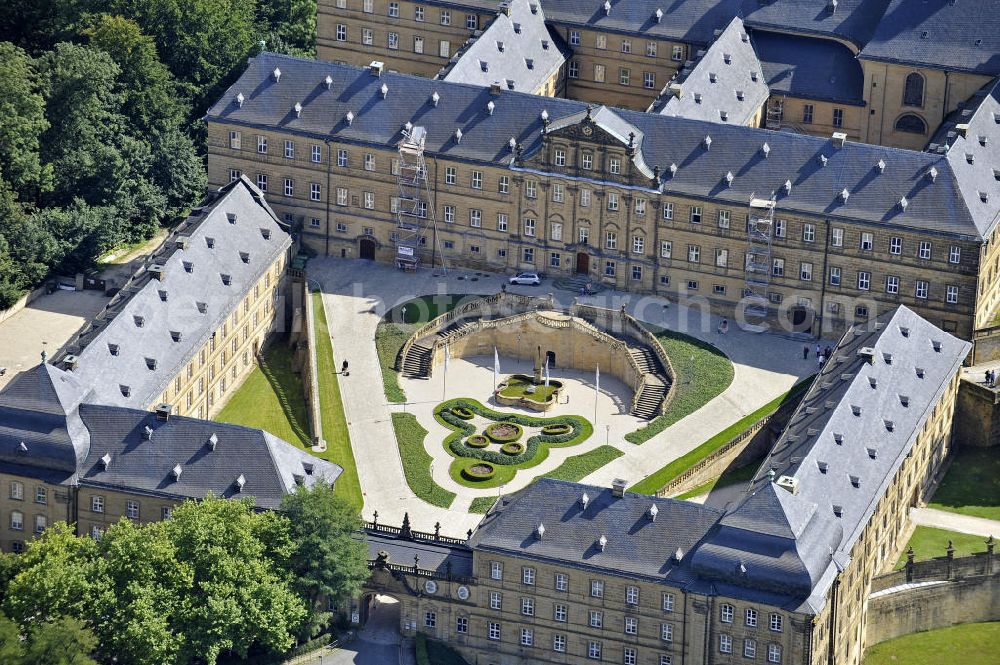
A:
[
  {"left": 281, "top": 482, "right": 369, "bottom": 635},
  {"left": 0, "top": 612, "right": 21, "bottom": 663},
  {"left": 0, "top": 41, "right": 51, "bottom": 201},
  {"left": 21, "top": 616, "right": 99, "bottom": 665},
  {"left": 258, "top": 0, "right": 317, "bottom": 57}
]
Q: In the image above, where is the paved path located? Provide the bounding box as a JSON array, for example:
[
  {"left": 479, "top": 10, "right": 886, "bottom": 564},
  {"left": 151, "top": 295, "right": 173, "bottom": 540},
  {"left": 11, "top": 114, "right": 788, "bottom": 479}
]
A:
[
  {"left": 300, "top": 597, "right": 404, "bottom": 665},
  {"left": 310, "top": 258, "right": 812, "bottom": 537},
  {"left": 910, "top": 507, "right": 1000, "bottom": 538}
]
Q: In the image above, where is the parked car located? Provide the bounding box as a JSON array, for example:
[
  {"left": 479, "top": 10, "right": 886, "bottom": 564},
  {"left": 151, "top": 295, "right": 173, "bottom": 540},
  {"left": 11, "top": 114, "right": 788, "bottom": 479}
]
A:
[{"left": 508, "top": 272, "right": 541, "bottom": 286}]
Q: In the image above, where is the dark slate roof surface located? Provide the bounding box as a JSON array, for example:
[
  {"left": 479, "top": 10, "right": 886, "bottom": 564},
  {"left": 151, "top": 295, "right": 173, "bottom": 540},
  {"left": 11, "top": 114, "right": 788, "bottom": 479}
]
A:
[
  {"left": 208, "top": 53, "right": 995, "bottom": 238},
  {"left": 364, "top": 531, "right": 474, "bottom": 577},
  {"left": 740, "top": 0, "right": 892, "bottom": 49},
  {"left": 860, "top": 0, "right": 1000, "bottom": 74},
  {"left": 752, "top": 30, "right": 865, "bottom": 105},
  {"left": 540, "top": 0, "right": 741, "bottom": 44}
]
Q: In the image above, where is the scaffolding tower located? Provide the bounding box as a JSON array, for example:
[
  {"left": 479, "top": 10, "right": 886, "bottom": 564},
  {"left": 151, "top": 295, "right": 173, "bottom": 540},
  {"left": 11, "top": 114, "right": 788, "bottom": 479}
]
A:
[
  {"left": 742, "top": 196, "right": 776, "bottom": 331},
  {"left": 394, "top": 126, "right": 445, "bottom": 272}
]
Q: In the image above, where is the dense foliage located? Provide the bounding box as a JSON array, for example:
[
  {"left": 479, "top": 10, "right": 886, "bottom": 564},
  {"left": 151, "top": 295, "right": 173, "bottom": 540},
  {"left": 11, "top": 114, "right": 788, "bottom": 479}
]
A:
[
  {"left": 0, "top": 485, "right": 368, "bottom": 665},
  {"left": 0, "top": 0, "right": 317, "bottom": 308}
]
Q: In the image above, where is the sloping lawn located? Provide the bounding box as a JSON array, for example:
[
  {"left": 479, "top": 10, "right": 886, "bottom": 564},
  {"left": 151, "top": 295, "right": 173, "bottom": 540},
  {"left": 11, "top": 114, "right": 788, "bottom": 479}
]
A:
[
  {"left": 469, "top": 496, "right": 498, "bottom": 514},
  {"left": 391, "top": 412, "right": 456, "bottom": 509},
  {"left": 894, "top": 526, "right": 991, "bottom": 569},
  {"left": 215, "top": 336, "right": 311, "bottom": 447},
  {"left": 927, "top": 448, "right": 1000, "bottom": 521},
  {"left": 863, "top": 622, "right": 1000, "bottom": 665},
  {"left": 624, "top": 327, "right": 734, "bottom": 444},
  {"left": 541, "top": 445, "right": 624, "bottom": 483}
]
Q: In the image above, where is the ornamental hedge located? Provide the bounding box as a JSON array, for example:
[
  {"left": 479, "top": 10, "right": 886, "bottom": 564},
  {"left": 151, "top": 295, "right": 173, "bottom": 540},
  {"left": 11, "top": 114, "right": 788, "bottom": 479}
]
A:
[
  {"left": 466, "top": 435, "right": 489, "bottom": 448},
  {"left": 484, "top": 422, "right": 523, "bottom": 443},
  {"left": 541, "top": 423, "right": 572, "bottom": 435},
  {"left": 435, "top": 398, "right": 592, "bottom": 466},
  {"left": 462, "top": 461, "right": 497, "bottom": 480},
  {"left": 501, "top": 442, "right": 526, "bottom": 455},
  {"left": 451, "top": 406, "right": 475, "bottom": 420}
]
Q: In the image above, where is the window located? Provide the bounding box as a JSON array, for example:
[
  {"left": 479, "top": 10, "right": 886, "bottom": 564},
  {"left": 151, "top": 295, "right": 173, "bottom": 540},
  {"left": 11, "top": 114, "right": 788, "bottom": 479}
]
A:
[
  {"left": 721, "top": 604, "right": 734, "bottom": 623},
  {"left": 581, "top": 188, "right": 591, "bottom": 207},
  {"left": 716, "top": 209, "right": 731, "bottom": 228},
  {"left": 688, "top": 245, "right": 700, "bottom": 262},
  {"left": 745, "top": 639, "right": 757, "bottom": 658},
  {"left": 768, "top": 644, "right": 782, "bottom": 663},
  {"left": 720, "top": 634, "right": 732, "bottom": 653},
  {"left": 388, "top": 2, "right": 398, "bottom": 16},
  {"left": 336, "top": 24, "right": 347, "bottom": 41},
  {"left": 489, "top": 591, "right": 502, "bottom": 610},
  {"left": 568, "top": 61, "right": 579, "bottom": 78},
  {"left": 800, "top": 262, "right": 812, "bottom": 281},
  {"left": 903, "top": 72, "right": 924, "bottom": 107},
  {"left": 591, "top": 579, "right": 604, "bottom": 597},
  {"left": 552, "top": 222, "right": 563, "bottom": 241},
  {"left": 281, "top": 178, "right": 293, "bottom": 197},
  {"left": 497, "top": 213, "right": 508, "bottom": 231},
  {"left": 363, "top": 0, "right": 372, "bottom": 11},
  {"left": 886, "top": 275, "right": 899, "bottom": 294},
  {"left": 229, "top": 169, "right": 240, "bottom": 183},
  {"left": 829, "top": 266, "right": 841, "bottom": 286},
  {"left": 582, "top": 153, "right": 593, "bottom": 170},
  {"left": 523, "top": 248, "right": 534, "bottom": 263},
  {"left": 554, "top": 634, "right": 567, "bottom": 652},
  {"left": 644, "top": 72, "right": 656, "bottom": 89},
  {"left": 660, "top": 241, "right": 672, "bottom": 259},
  {"left": 632, "top": 266, "right": 643, "bottom": 281},
  {"left": 336, "top": 188, "right": 348, "bottom": 206},
  {"left": 555, "top": 573, "right": 568, "bottom": 591},
  {"left": 256, "top": 174, "right": 267, "bottom": 191},
  {"left": 444, "top": 205, "right": 455, "bottom": 223},
  {"left": 388, "top": 32, "right": 398, "bottom": 49},
  {"left": 579, "top": 227, "right": 589, "bottom": 244},
  {"left": 832, "top": 108, "right": 843, "bottom": 128},
  {"left": 860, "top": 232, "right": 873, "bottom": 250},
  {"left": 35, "top": 487, "right": 46, "bottom": 504},
  {"left": 716, "top": 248, "right": 728, "bottom": 268},
  {"left": 553, "top": 183, "right": 564, "bottom": 203},
  {"left": 605, "top": 261, "right": 616, "bottom": 277},
  {"left": 609, "top": 158, "right": 621, "bottom": 174},
  {"left": 91, "top": 495, "right": 104, "bottom": 513},
  {"left": 588, "top": 641, "right": 602, "bottom": 659},
  {"left": 774, "top": 218, "right": 786, "bottom": 238},
  {"left": 949, "top": 245, "right": 961, "bottom": 263},
  {"left": 554, "top": 149, "right": 566, "bottom": 166},
  {"left": 663, "top": 201, "right": 674, "bottom": 220},
  {"left": 896, "top": 114, "right": 926, "bottom": 134},
  {"left": 10, "top": 511, "right": 22, "bottom": 531},
  {"left": 662, "top": 592, "right": 675, "bottom": 612},
  {"left": 626, "top": 585, "right": 639, "bottom": 605},
  {"left": 523, "top": 218, "right": 534, "bottom": 236},
  {"left": 34, "top": 515, "right": 46, "bottom": 533},
  {"left": 522, "top": 567, "right": 535, "bottom": 585},
  {"left": 745, "top": 608, "right": 758, "bottom": 627},
  {"left": 589, "top": 610, "right": 603, "bottom": 628},
  {"left": 470, "top": 209, "right": 482, "bottom": 227},
  {"left": 689, "top": 206, "right": 702, "bottom": 224},
  {"left": 594, "top": 64, "right": 606, "bottom": 82},
  {"left": 521, "top": 597, "right": 534, "bottom": 616},
  {"left": 769, "top": 613, "right": 783, "bottom": 632},
  {"left": 570, "top": 30, "right": 580, "bottom": 45},
  {"left": 127, "top": 500, "right": 140, "bottom": 520},
  {"left": 803, "top": 104, "right": 814, "bottom": 124},
  {"left": 526, "top": 180, "right": 537, "bottom": 198},
  {"left": 498, "top": 175, "right": 509, "bottom": 194},
  {"left": 363, "top": 192, "right": 374, "bottom": 209},
  {"left": 520, "top": 628, "right": 534, "bottom": 646},
  {"left": 946, "top": 285, "right": 959, "bottom": 303},
  {"left": 466, "top": 13, "right": 477, "bottom": 29},
  {"left": 364, "top": 153, "right": 375, "bottom": 171},
  {"left": 310, "top": 217, "right": 320, "bottom": 228},
  {"left": 803, "top": 223, "right": 815, "bottom": 242},
  {"left": 439, "top": 40, "right": 450, "bottom": 57},
  {"left": 363, "top": 28, "right": 373, "bottom": 44},
  {"left": 440, "top": 10, "right": 450, "bottom": 25},
  {"left": 456, "top": 616, "right": 468, "bottom": 634},
  {"left": 488, "top": 622, "right": 500, "bottom": 641},
  {"left": 607, "top": 192, "right": 619, "bottom": 211},
  {"left": 554, "top": 603, "right": 567, "bottom": 621},
  {"left": 672, "top": 45, "right": 684, "bottom": 61},
  {"left": 916, "top": 280, "right": 928, "bottom": 299},
  {"left": 889, "top": 236, "right": 902, "bottom": 255},
  {"left": 444, "top": 166, "right": 456, "bottom": 185},
  {"left": 772, "top": 258, "right": 784, "bottom": 276},
  {"left": 661, "top": 623, "right": 673, "bottom": 642},
  {"left": 621, "top": 39, "right": 631, "bottom": 53},
  {"left": 229, "top": 130, "right": 241, "bottom": 149},
  {"left": 471, "top": 170, "right": 483, "bottom": 189},
  {"left": 310, "top": 145, "right": 322, "bottom": 164},
  {"left": 631, "top": 235, "right": 643, "bottom": 253},
  {"left": 424, "top": 611, "right": 436, "bottom": 628},
  {"left": 646, "top": 40, "right": 657, "bottom": 56},
  {"left": 257, "top": 135, "right": 267, "bottom": 154},
  {"left": 919, "top": 241, "right": 931, "bottom": 259},
  {"left": 491, "top": 561, "right": 503, "bottom": 579},
  {"left": 415, "top": 5, "right": 424, "bottom": 20},
  {"left": 624, "top": 647, "right": 637, "bottom": 665},
  {"left": 619, "top": 68, "right": 630, "bottom": 85},
  {"left": 858, "top": 271, "right": 871, "bottom": 290},
  {"left": 596, "top": 34, "right": 607, "bottom": 49}
]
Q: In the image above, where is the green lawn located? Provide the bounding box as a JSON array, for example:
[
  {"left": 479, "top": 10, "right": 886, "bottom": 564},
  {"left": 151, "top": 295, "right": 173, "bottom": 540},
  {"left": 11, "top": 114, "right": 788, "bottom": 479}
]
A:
[
  {"left": 863, "top": 622, "right": 1000, "bottom": 665},
  {"left": 629, "top": 376, "right": 814, "bottom": 495},
  {"left": 469, "top": 496, "right": 498, "bottom": 514},
  {"left": 674, "top": 462, "right": 760, "bottom": 500},
  {"left": 375, "top": 294, "right": 474, "bottom": 403},
  {"left": 391, "top": 413, "right": 456, "bottom": 509},
  {"left": 215, "top": 337, "right": 311, "bottom": 447},
  {"left": 498, "top": 377, "right": 558, "bottom": 403},
  {"left": 624, "top": 327, "right": 735, "bottom": 444},
  {"left": 895, "top": 526, "right": 991, "bottom": 569},
  {"left": 312, "top": 291, "right": 362, "bottom": 511},
  {"left": 541, "top": 445, "right": 624, "bottom": 483},
  {"left": 927, "top": 448, "right": 1000, "bottom": 522}
]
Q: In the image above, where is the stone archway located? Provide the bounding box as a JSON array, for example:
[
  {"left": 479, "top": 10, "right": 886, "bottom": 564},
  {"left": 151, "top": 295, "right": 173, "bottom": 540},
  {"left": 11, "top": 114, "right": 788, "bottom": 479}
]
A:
[
  {"left": 359, "top": 237, "right": 377, "bottom": 260},
  {"left": 360, "top": 592, "right": 402, "bottom": 638}
]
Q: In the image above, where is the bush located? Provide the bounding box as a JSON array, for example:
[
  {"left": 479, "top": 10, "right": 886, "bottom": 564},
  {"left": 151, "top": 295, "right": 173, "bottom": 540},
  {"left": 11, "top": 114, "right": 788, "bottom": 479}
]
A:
[
  {"left": 451, "top": 406, "right": 474, "bottom": 420},
  {"left": 501, "top": 442, "right": 525, "bottom": 455},
  {"left": 484, "top": 422, "right": 522, "bottom": 443},
  {"left": 466, "top": 434, "right": 489, "bottom": 448},
  {"left": 542, "top": 423, "right": 571, "bottom": 435},
  {"left": 462, "top": 461, "right": 496, "bottom": 481}
]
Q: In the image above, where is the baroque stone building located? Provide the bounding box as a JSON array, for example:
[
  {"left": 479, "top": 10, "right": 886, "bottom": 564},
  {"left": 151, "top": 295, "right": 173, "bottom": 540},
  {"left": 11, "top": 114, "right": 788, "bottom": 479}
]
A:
[
  {"left": 358, "top": 305, "right": 969, "bottom": 665},
  {"left": 206, "top": 54, "right": 1000, "bottom": 338}
]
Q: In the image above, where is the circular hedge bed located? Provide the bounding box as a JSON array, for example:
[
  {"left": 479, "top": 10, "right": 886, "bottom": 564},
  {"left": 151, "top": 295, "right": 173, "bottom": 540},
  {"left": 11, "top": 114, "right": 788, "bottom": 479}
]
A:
[
  {"left": 485, "top": 422, "right": 522, "bottom": 443},
  {"left": 466, "top": 435, "right": 489, "bottom": 448},
  {"left": 541, "top": 423, "right": 572, "bottom": 435},
  {"left": 462, "top": 461, "right": 496, "bottom": 481},
  {"left": 501, "top": 442, "right": 525, "bottom": 455},
  {"left": 451, "top": 406, "right": 475, "bottom": 420}
]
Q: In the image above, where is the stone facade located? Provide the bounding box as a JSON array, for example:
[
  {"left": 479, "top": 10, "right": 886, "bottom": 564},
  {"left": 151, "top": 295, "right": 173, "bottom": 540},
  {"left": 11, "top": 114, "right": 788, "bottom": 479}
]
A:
[{"left": 0, "top": 473, "right": 74, "bottom": 554}]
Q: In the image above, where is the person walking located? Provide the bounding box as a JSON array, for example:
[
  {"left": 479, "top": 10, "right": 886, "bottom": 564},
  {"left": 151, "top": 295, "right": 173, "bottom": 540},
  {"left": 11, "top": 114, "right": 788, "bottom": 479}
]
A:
[
  {"left": 986, "top": 370, "right": 991, "bottom": 386},
  {"left": 817, "top": 353, "right": 825, "bottom": 368},
  {"left": 341, "top": 359, "right": 349, "bottom": 375},
  {"left": 803, "top": 345, "right": 809, "bottom": 360}
]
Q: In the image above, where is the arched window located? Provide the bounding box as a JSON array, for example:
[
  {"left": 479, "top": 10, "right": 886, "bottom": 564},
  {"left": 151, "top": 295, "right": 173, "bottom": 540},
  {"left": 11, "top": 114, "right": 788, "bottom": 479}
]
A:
[
  {"left": 903, "top": 72, "right": 924, "bottom": 107},
  {"left": 895, "top": 114, "right": 927, "bottom": 134}
]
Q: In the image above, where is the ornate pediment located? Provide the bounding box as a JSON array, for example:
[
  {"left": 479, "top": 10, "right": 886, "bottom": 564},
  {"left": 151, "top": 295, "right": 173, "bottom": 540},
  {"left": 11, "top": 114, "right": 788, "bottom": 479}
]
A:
[{"left": 547, "top": 106, "right": 633, "bottom": 148}]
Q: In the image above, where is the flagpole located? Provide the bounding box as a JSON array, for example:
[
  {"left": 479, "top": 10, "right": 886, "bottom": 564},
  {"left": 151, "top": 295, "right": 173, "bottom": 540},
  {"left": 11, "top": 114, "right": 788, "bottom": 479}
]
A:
[{"left": 594, "top": 364, "right": 599, "bottom": 424}]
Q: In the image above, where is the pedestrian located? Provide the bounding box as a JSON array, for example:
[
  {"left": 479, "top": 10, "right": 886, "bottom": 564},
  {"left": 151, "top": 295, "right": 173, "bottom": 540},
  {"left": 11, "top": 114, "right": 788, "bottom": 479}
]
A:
[
  {"left": 815, "top": 344, "right": 821, "bottom": 357},
  {"left": 341, "top": 359, "right": 349, "bottom": 375},
  {"left": 717, "top": 318, "right": 728, "bottom": 334},
  {"left": 817, "top": 353, "right": 824, "bottom": 367},
  {"left": 990, "top": 370, "right": 996, "bottom": 388},
  {"left": 986, "top": 370, "right": 991, "bottom": 386},
  {"left": 803, "top": 345, "right": 809, "bottom": 360}
]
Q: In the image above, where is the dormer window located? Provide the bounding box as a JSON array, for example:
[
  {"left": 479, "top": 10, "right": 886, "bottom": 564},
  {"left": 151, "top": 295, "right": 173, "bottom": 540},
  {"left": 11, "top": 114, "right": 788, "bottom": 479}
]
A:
[
  {"left": 239, "top": 252, "right": 250, "bottom": 264},
  {"left": 915, "top": 367, "right": 925, "bottom": 378},
  {"left": 900, "top": 395, "right": 910, "bottom": 407},
  {"left": 817, "top": 461, "right": 828, "bottom": 474},
  {"left": 158, "top": 289, "right": 168, "bottom": 302},
  {"left": 133, "top": 316, "right": 144, "bottom": 328},
  {"left": 867, "top": 448, "right": 877, "bottom": 460},
  {"left": 931, "top": 340, "right": 942, "bottom": 352},
  {"left": 206, "top": 237, "right": 215, "bottom": 249},
  {"left": 145, "top": 358, "right": 157, "bottom": 371},
  {"left": 708, "top": 72, "right": 717, "bottom": 83},
  {"left": 899, "top": 326, "right": 909, "bottom": 337},
  {"left": 260, "top": 228, "right": 271, "bottom": 240},
  {"left": 851, "top": 405, "right": 861, "bottom": 416},
  {"left": 221, "top": 274, "right": 232, "bottom": 286},
  {"left": 108, "top": 343, "right": 119, "bottom": 356},
  {"left": 833, "top": 433, "right": 844, "bottom": 445},
  {"left": 183, "top": 261, "right": 193, "bottom": 273},
  {"left": 120, "top": 385, "right": 131, "bottom": 397},
  {"left": 850, "top": 475, "right": 860, "bottom": 488},
  {"left": 196, "top": 301, "right": 207, "bottom": 314},
  {"left": 868, "top": 376, "right": 877, "bottom": 388},
  {"left": 833, "top": 504, "right": 843, "bottom": 517},
  {"left": 226, "top": 213, "right": 237, "bottom": 224},
  {"left": 170, "top": 331, "right": 181, "bottom": 342},
  {"left": 884, "top": 420, "right": 894, "bottom": 432}
]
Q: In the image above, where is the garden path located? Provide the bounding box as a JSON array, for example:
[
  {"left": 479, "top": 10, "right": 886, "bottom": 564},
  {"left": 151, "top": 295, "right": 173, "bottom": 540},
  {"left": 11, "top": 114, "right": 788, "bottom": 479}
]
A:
[{"left": 909, "top": 507, "right": 1000, "bottom": 538}]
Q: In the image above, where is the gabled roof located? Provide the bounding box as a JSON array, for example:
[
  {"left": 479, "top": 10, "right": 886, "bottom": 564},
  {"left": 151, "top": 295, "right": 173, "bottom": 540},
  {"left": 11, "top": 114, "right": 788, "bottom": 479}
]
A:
[
  {"left": 77, "top": 404, "right": 341, "bottom": 510},
  {"left": 442, "top": 0, "right": 566, "bottom": 94},
  {"left": 752, "top": 30, "right": 865, "bottom": 106},
  {"left": 208, "top": 54, "right": 993, "bottom": 239},
  {"left": 860, "top": 0, "right": 1000, "bottom": 75},
  {"left": 658, "top": 17, "right": 770, "bottom": 126},
  {"left": 740, "top": 0, "right": 892, "bottom": 50},
  {"left": 68, "top": 177, "right": 291, "bottom": 408}
]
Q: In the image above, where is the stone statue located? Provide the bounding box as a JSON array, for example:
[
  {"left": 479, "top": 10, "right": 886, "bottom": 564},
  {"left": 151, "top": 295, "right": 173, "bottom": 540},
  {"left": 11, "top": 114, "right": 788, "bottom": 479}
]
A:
[{"left": 533, "top": 345, "right": 542, "bottom": 383}]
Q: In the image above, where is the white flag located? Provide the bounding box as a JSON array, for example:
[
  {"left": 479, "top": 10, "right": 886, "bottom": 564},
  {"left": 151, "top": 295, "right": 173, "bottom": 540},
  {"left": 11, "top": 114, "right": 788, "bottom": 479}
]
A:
[
  {"left": 444, "top": 343, "right": 450, "bottom": 372},
  {"left": 595, "top": 365, "right": 600, "bottom": 394},
  {"left": 544, "top": 357, "right": 550, "bottom": 387},
  {"left": 494, "top": 346, "right": 500, "bottom": 383}
]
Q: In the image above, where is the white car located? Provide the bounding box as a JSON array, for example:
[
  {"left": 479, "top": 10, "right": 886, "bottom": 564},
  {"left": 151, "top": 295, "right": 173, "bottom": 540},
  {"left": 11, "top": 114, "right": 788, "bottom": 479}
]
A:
[{"left": 508, "top": 272, "right": 541, "bottom": 286}]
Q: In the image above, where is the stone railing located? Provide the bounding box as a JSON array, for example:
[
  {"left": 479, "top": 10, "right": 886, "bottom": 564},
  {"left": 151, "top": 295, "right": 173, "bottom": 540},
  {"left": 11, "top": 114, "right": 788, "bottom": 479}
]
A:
[
  {"left": 364, "top": 518, "right": 469, "bottom": 546},
  {"left": 871, "top": 544, "right": 997, "bottom": 593},
  {"left": 367, "top": 560, "right": 476, "bottom": 586}
]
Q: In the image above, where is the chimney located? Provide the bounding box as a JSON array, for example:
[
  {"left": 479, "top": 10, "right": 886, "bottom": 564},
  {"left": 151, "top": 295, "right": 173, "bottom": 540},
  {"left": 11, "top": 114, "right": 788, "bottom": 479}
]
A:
[
  {"left": 832, "top": 131, "right": 847, "bottom": 148},
  {"left": 668, "top": 82, "right": 683, "bottom": 98},
  {"left": 611, "top": 478, "right": 627, "bottom": 498},
  {"left": 176, "top": 236, "right": 190, "bottom": 250},
  {"left": 598, "top": 534, "right": 607, "bottom": 551},
  {"left": 490, "top": 81, "right": 502, "bottom": 96},
  {"left": 324, "top": 74, "right": 333, "bottom": 90},
  {"left": 142, "top": 425, "right": 154, "bottom": 441},
  {"left": 857, "top": 346, "right": 876, "bottom": 364},
  {"left": 955, "top": 122, "right": 970, "bottom": 137},
  {"left": 63, "top": 355, "right": 79, "bottom": 371},
  {"left": 272, "top": 67, "right": 281, "bottom": 82},
  {"left": 207, "top": 432, "right": 218, "bottom": 450},
  {"left": 149, "top": 264, "right": 165, "bottom": 280},
  {"left": 369, "top": 60, "right": 385, "bottom": 77},
  {"left": 155, "top": 403, "right": 172, "bottom": 422},
  {"left": 499, "top": 1, "right": 512, "bottom": 15},
  {"left": 171, "top": 464, "right": 183, "bottom": 481},
  {"left": 655, "top": 8, "right": 663, "bottom": 22}
]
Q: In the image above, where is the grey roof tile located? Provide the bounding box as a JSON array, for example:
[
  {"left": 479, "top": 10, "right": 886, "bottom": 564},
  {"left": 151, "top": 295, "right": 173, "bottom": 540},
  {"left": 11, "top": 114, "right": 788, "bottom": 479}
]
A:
[
  {"left": 364, "top": 531, "right": 474, "bottom": 577},
  {"left": 752, "top": 29, "right": 865, "bottom": 105},
  {"left": 740, "top": 0, "right": 892, "bottom": 49},
  {"left": 539, "top": 0, "right": 741, "bottom": 44}
]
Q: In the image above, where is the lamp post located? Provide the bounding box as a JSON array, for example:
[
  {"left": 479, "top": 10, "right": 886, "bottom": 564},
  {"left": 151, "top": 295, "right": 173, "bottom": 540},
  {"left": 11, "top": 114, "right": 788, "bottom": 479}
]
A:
[{"left": 605, "top": 424, "right": 610, "bottom": 445}]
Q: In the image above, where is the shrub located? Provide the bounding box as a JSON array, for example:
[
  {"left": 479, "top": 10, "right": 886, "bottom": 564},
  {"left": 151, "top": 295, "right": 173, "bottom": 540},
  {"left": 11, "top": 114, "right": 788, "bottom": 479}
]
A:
[
  {"left": 466, "top": 435, "right": 489, "bottom": 448},
  {"left": 501, "top": 442, "right": 525, "bottom": 455},
  {"left": 451, "top": 406, "right": 475, "bottom": 420},
  {"left": 485, "top": 422, "right": 522, "bottom": 443},
  {"left": 462, "top": 461, "right": 496, "bottom": 481},
  {"left": 541, "top": 423, "right": 572, "bottom": 435}
]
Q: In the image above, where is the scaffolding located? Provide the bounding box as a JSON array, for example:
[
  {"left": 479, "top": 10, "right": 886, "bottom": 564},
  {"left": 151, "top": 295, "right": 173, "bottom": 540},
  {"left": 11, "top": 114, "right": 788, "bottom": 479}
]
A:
[
  {"left": 394, "top": 126, "right": 445, "bottom": 272},
  {"left": 742, "top": 196, "right": 776, "bottom": 331}
]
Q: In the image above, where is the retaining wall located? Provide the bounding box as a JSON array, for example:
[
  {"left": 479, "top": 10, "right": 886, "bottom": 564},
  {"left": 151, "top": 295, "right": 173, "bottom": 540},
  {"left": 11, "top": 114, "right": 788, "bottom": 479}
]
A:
[{"left": 953, "top": 378, "right": 1000, "bottom": 448}]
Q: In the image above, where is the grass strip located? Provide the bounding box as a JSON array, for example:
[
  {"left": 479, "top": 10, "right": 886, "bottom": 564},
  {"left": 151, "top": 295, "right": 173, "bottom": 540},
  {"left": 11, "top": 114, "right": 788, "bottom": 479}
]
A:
[
  {"left": 862, "top": 622, "right": 1000, "bottom": 665},
  {"left": 629, "top": 376, "right": 814, "bottom": 495},
  {"left": 541, "top": 445, "right": 624, "bottom": 483},
  {"left": 673, "top": 462, "right": 760, "bottom": 500},
  {"left": 927, "top": 448, "right": 1000, "bottom": 522},
  {"left": 391, "top": 413, "right": 456, "bottom": 509},
  {"left": 894, "top": 526, "right": 992, "bottom": 570},
  {"left": 469, "top": 496, "right": 499, "bottom": 514}
]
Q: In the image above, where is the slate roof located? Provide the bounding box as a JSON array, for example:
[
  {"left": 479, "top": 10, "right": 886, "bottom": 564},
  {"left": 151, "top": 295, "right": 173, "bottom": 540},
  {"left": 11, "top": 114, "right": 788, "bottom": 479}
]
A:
[
  {"left": 740, "top": 0, "right": 892, "bottom": 50},
  {"left": 658, "top": 17, "right": 770, "bottom": 126},
  {"left": 468, "top": 478, "right": 724, "bottom": 582},
  {"left": 690, "top": 306, "right": 969, "bottom": 609},
  {"left": 752, "top": 30, "right": 865, "bottom": 105},
  {"left": 209, "top": 53, "right": 998, "bottom": 238},
  {"left": 364, "top": 531, "right": 474, "bottom": 577},
  {"left": 69, "top": 177, "right": 291, "bottom": 408},
  {"left": 860, "top": 0, "right": 1000, "bottom": 75},
  {"left": 76, "top": 404, "right": 341, "bottom": 510},
  {"left": 442, "top": 0, "right": 566, "bottom": 94},
  {"left": 538, "top": 0, "right": 741, "bottom": 45}
]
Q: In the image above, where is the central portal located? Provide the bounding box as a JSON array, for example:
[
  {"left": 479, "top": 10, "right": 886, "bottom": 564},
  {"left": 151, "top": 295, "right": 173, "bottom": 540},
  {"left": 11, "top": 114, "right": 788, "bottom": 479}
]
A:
[{"left": 575, "top": 252, "right": 590, "bottom": 274}]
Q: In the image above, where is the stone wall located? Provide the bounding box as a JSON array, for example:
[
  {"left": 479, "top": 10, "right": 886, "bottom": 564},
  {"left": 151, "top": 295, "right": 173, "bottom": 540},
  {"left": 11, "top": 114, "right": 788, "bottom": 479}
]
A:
[
  {"left": 301, "top": 282, "right": 324, "bottom": 448},
  {"left": 953, "top": 378, "right": 1000, "bottom": 449}
]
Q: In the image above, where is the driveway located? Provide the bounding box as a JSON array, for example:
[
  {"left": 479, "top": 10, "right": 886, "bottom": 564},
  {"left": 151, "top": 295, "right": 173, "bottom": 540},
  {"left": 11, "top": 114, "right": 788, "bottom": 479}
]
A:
[{"left": 300, "top": 596, "right": 404, "bottom": 665}]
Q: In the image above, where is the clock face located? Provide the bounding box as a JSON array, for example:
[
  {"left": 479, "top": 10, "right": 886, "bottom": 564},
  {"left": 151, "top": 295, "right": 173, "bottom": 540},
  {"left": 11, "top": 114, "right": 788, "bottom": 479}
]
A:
[
  {"left": 424, "top": 580, "right": 438, "bottom": 595},
  {"left": 457, "top": 585, "right": 470, "bottom": 600},
  {"left": 582, "top": 125, "right": 594, "bottom": 136}
]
